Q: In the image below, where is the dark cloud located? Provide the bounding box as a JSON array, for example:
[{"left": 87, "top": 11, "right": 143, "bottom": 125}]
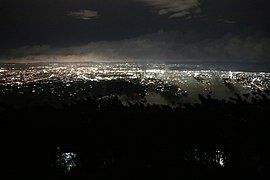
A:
[
  {"left": 0, "top": 0, "right": 270, "bottom": 65},
  {"left": 2, "top": 31, "right": 270, "bottom": 63},
  {"left": 135, "top": 0, "right": 200, "bottom": 18},
  {"left": 199, "top": 0, "right": 270, "bottom": 26},
  {"left": 67, "top": 10, "right": 99, "bottom": 20}
]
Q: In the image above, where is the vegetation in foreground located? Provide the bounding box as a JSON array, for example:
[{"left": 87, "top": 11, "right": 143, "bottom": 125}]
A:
[{"left": 0, "top": 90, "right": 270, "bottom": 179}]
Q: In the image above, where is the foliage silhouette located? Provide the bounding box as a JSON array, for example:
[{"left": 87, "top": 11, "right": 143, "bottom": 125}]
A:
[{"left": 0, "top": 90, "right": 270, "bottom": 179}]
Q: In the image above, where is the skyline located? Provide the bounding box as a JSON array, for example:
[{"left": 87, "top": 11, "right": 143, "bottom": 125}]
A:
[
  {"left": 1, "top": 0, "right": 270, "bottom": 64},
  {"left": 1, "top": 62, "right": 269, "bottom": 105}
]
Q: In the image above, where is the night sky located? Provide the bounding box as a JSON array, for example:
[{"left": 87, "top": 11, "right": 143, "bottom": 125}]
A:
[{"left": 1, "top": 0, "right": 270, "bottom": 63}]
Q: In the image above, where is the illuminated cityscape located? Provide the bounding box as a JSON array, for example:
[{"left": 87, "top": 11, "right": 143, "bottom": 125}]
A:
[{"left": 0, "top": 62, "right": 269, "bottom": 105}]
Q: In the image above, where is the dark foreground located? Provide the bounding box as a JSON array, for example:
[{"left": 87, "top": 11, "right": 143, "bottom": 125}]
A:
[{"left": 1, "top": 91, "right": 270, "bottom": 179}]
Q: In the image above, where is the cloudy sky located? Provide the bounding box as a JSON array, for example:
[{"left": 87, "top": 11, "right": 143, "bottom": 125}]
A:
[{"left": 1, "top": 0, "right": 270, "bottom": 64}]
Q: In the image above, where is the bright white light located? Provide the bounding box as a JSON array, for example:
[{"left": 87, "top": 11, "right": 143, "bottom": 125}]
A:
[
  {"left": 215, "top": 150, "right": 226, "bottom": 167},
  {"left": 56, "top": 148, "right": 77, "bottom": 173},
  {"left": 229, "top": 71, "right": 233, "bottom": 78}
]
